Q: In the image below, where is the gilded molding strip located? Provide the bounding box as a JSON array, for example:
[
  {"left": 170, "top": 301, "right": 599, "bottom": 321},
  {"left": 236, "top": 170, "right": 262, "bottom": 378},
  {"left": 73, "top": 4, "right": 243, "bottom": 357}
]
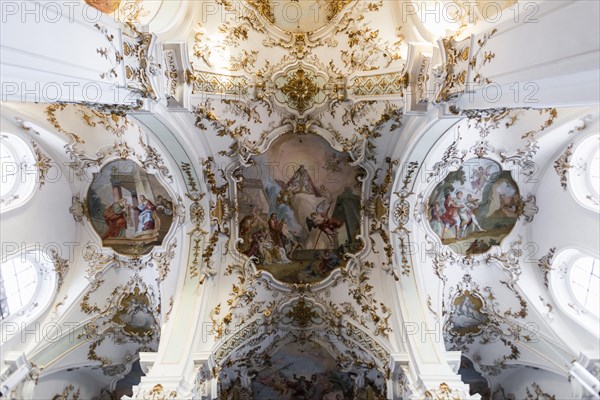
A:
[
  {"left": 188, "top": 70, "right": 249, "bottom": 96},
  {"left": 350, "top": 71, "right": 409, "bottom": 97}
]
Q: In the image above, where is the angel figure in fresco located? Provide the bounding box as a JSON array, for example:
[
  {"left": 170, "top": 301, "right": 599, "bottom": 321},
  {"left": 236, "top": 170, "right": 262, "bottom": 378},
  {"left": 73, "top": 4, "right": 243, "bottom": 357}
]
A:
[
  {"left": 101, "top": 198, "right": 131, "bottom": 240},
  {"left": 470, "top": 166, "right": 490, "bottom": 193},
  {"left": 136, "top": 195, "right": 157, "bottom": 233}
]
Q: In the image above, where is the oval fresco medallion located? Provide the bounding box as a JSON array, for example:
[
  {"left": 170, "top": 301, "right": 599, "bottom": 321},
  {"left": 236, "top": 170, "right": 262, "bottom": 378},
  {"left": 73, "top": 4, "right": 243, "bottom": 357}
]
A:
[
  {"left": 427, "top": 158, "right": 521, "bottom": 255},
  {"left": 237, "top": 133, "right": 364, "bottom": 284},
  {"left": 87, "top": 160, "right": 174, "bottom": 256}
]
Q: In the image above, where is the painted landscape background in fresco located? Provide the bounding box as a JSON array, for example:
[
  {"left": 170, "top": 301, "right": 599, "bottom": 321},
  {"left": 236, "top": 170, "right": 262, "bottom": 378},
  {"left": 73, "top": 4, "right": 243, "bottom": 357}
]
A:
[
  {"left": 237, "top": 134, "right": 362, "bottom": 284},
  {"left": 427, "top": 158, "right": 521, "bottom": 255},
  {"left": 88, "top": 160, "right": 174, "bottom": 256}
]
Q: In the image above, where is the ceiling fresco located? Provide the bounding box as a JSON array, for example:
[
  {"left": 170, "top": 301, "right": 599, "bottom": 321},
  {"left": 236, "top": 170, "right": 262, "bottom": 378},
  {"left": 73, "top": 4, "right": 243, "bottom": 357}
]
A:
[
  {"left": 427, "top": 158, "right": 521, "bottom": 256},
  {"left": 87, "top": 159, "right": 175, "bottom": 256},
  {"left": 238, "top": 341, "right": 384, "bottom": 399},
  {"left": 236, "top": 133, "right": 364, "bottom": 284}
]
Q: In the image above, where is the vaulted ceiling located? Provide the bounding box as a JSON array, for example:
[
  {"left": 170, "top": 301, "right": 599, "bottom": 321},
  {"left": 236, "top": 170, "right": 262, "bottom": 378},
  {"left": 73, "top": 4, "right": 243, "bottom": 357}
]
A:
[{"left": 0, "top": 1, "right": 599, "bottom": 399}]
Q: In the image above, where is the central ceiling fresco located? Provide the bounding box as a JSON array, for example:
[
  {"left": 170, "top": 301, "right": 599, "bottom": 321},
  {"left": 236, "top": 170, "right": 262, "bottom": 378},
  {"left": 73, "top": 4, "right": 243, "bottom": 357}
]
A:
[{"left": 237, "top": 133, "right": 364, "bottom": 284}]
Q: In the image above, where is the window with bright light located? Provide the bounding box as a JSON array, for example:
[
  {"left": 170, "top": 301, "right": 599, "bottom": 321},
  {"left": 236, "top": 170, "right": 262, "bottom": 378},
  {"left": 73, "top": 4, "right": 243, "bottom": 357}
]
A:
[
  {"left": 0, "top": 133, "right": 37, "bottom": 213},
  {"left": 0, "top": 139, "right": 18, "bottom": 198},
  {"left": 0, "top": 257, "right": 38, "bottom": 320},
  {"left": 570, "top": 256, "right": 600, "bottom": 317},
  {"left": 569, "top": 134, "right": 600, "bottom": 212},
  {"left": 588, "top": 148, "right": 599, "bottom": 197},
  {"left": 551, "top": 249, "right": 600, "bottom": 334},
  {"left": 0, "top": 251, "right": 57, "bottom": 324}
]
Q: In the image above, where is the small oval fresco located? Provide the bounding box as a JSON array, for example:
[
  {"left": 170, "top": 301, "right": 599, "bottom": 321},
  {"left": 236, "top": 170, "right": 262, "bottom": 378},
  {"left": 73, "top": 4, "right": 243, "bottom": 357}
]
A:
[
  {"left": 449, "top": 291, "right": 489, "bottom": 336},
  {"left": 87, "top": 160, "right": 174, "bottom": 256},
  {"left": 427, "top": 158, "right": 520, "bottom": 255}
]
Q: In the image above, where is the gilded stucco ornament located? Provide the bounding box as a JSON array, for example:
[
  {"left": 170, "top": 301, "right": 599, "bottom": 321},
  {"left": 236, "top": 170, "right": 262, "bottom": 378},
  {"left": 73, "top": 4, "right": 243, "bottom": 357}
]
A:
[
  {"left": 483, "top": 237, "right": 524, "bottom": 287},
  {"left": 48, "top": 248, "right": 69, "bottom": 291},
  {"left": 340, "top": 257, "right": 392, "bottom": 337},
  {"left": 424, "top": 383, "right": 468, "bottom": 400},
  {"left": 350, "top": 71, "right": 409, "bottom": 97},
  {"left": 392, "top": 161, "right": 419, "bottom": 276},
  {"left": 275, "top": 67, "right": 325, "bottom": 114},
  {"left": 440, "top": 271, "right": 533, "bottom": 373},
  {"left": 435, "top": 29, "right": 497, "bottom": 103},
  {"left": 553, "top": 143, "right": 574, "bottom": 191},
  {"left": 188, "top": 69, "right": 249, "bottom": 97},
  {"left": 79, "top": 273, "right": 161, "bottom": 366},
  {"left": 537, "top": 247, "right": 557, "bottom": 288},
  {"left": 137, "top": 135, "right": 173, "bottom": 182},
  {"left": 525, "top": 382, "right": 558, "bottom": 400},
  {"left": 281, "top": 297, "right": 325, "bottom": 328},
  {"left": 185, "top": 191, "right": 216, "bottom": 283},
  {"left": 45, "top": 104, "right": 101, "bottom": 178},
  {"left": 44, "top": 103, "right": 147, "bottom": 179},
  {"left": 79, "top": 106, "right": 131, "bottom": 137},
  {"left": 30, "top": 141, "right": 52, "bottom": 190},
  {"left": 500, "top": 108, "right": 557, "bottom": 178},
  {"left": 94, "top": 22, "right": 122, "bottom": 80},
  {"left": 463, "top": 108, "right": 519, "bottom": 138},
  {"left": 51, "top": 384, "right": 81, "bottom": 400},
  {"left": 141, "top": 384, "right": 177, "bottom": 400},
  {"left": 121, "top": 23, "right": 163, "bottom": 100},
  {"left": 365, "top": 158, "right": 398, "bottom": 270}
]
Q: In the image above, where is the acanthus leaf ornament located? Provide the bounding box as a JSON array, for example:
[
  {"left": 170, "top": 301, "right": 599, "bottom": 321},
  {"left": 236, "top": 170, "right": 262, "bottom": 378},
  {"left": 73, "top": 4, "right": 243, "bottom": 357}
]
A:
[
  {"left": 277, "top": 67, "right": 321, "bottom": 114},
  {"left": 137, "top": 135, "right": 173, "bottom": 182},
  {"left": 537, "top": 247, "right": 557, "bottom": 288},
  {"left": 427, "top": 137, "right": 467, "bottom": 182},
  {"left": 392, "top": 161, "right": 419, "bottom": 276},
  {"left": 365, "top": 158, "right": 398, "bottom": 272},
  {"left": 553, "top": 142, "right": 574, "bottom": 191},
  {"left": 29, "top": 141, "right": 52, "bottom": 190}
]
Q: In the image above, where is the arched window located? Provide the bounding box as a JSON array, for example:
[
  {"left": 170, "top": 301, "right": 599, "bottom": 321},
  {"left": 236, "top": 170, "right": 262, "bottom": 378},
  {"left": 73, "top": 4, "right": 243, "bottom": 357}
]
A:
[
  {"left": 569, "top": 134, "right": 600, "bottom": 212},
  {"left": 550, "top": 249, "right": 600, "bottom": 334},
  {"left": 0, "top": 251, "right": 56, "bottom": 322},
  {"left": 569, "top": 256, "right": 599, "bottom": 317},
  {"left": 0, "top": 133, "right": 37, "bottom": 213}
]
